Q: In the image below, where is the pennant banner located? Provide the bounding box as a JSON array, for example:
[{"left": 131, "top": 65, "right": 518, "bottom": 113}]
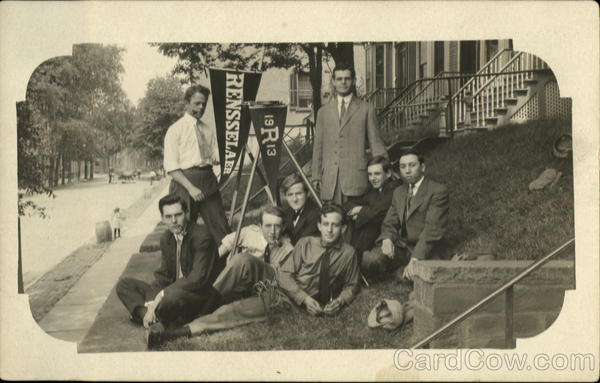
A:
[
  {"left": 209, "top": 68, "right": 262, "bottom": 185},
  {"left": 249, "top": 103, "right": 288, "bottom": 198}
]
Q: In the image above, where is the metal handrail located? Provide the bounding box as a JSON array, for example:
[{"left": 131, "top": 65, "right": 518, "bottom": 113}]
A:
[
  {"left": 452, "top": 48, "right": 512, "bottom": 98},
  {"left": 410, "top": 238, "right": 575, "bottom": 349},
  {"left": 379, "top": 71, "right": 459, "bottom": 117},
  {"left": 471, "top": 52, "right": 523, "bottom": 98}
]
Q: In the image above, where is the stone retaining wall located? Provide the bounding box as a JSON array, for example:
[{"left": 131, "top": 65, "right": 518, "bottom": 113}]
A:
[{"left": 412, "top": 260, "right": 575, "bottom": 348}]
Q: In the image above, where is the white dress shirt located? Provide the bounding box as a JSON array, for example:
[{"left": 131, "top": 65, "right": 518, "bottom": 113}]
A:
[
  {"left": 163, "top": 112, "right": 219, "bottom": 173},
  {"left": 409, "top": 176, "right": 425, "bottom": 196},
  {"left": 219, "top": 225, "right": 293, "bottom": 268},
  {"left": 337, "top": 94, "right": 353, "bottom": 117}
]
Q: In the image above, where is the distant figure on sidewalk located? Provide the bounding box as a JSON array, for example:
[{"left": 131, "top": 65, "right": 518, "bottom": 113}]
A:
[
  {"left": 111, "top": 207, "right": 122, "bottom": 239},
  {"left": 115, "top": 194, "right": 221, "bottom": 349},
  {"left": 281, "top": 173, "right": 320, "bottom": 246},
  {"left": 163, "top": 85, "right": 231, "bottom": 244}
]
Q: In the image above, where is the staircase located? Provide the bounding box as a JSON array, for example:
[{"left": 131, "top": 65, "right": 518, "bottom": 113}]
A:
[
  {"left": 368, "top": 49, "right": 565, "bottom": 145},
  {"left": 376, "top": 72, "right": 468, "bottom": 144},
  {"left": 451, "top": 50, "right": 552, "bottom": 133}
]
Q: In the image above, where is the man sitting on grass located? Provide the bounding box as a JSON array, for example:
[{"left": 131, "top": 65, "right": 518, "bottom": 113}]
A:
[
  {"left": 363, "top": 149, "right": 449, "bottom": 281},
  {"left": 345, "top": 155, "right": 401, "bottom": 268},
  {"left": 115, "top": 194, "right": 221, "bottom": 348},
  {"left": 281, "top": 173, "right": 321, "bottom": 245},
  {"left": 278, "top": 203, "right": 360, "bottom": 316},
  {"left": 212, "top": 204, "right": 294, "bottom": 302}
]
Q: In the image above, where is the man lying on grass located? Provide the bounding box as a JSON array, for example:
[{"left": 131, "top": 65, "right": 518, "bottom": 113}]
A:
[
  {"left": 212, "top": 204, "right": 294, "bottom": 302},
  {"left": 115, "top": 194, "right": 221, "bottom": 347},
  {"left": 278, "top": 203, "right": 361, "bottom": 316}
]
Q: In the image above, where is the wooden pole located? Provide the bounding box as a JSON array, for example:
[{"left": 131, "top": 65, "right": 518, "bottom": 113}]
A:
[
  {"left": 282, "top": 141, "right": 322, "bottom": 208},
  {"left": 18, "top": 216, "right": 24, "bottom": 294},
  {"left": 245, "top": 146, "right": 275, "bottom": 204},
  {"left": 228, "top": 147, "right": 246, "bottom": 225},
  {"left": 228, "top": 147, "right": 261, "bottom": 263}
]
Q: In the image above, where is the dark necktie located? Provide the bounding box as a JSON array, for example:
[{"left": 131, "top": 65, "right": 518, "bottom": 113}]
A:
[
  {"left": 293, "top": 209, "right": 302, "bottom": 227},
  {"left": 407, "top": 184, "right": 414, "bottom": 211},
  {"left": 317, "top": 247, "right": 332, "bottom": 305},
  {"left": 263, "top": 244, "right": 271, "bottom": 265},
  {"left": 339, "top": 99, "right": 347, "bottom": 122}
]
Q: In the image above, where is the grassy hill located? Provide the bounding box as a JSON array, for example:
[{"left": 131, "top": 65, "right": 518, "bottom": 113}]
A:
[
  {"left": 161, "top": 119, "right": 574, "bottom": 351},
  {"left": 427, "top": 119, "right": 574, "bottom": 260}
]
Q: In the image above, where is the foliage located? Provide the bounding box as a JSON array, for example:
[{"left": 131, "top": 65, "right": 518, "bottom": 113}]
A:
[
  {"left": 18, "top": 44, "right": 131, "bottom": 216},
  {"left": 151, "top": 42, "right": 355, "bottom": 114},
  {"left": 132, "top": 75, "right": 185, "bottom": 162}
]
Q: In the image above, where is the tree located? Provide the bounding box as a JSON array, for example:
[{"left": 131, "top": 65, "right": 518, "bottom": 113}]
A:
[
  {"left": 132, "top": 75, "right": 184, "bottom": 163},
  {"left": 152, "top": 42, "right": 355, "bottom": 118}
]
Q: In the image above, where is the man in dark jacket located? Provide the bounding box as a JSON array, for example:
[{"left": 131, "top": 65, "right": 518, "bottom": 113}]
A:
[
  {"left": 116, "top": 194, "right": 221, "bottom": 348},
  {"left": 281, "top": 173, "right": 321, "bottom": 245},
  {"left": 346, "top": 156, "right": 401, "bottom": 265}
]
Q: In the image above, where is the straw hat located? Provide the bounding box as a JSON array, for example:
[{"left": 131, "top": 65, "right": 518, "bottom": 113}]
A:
[{"left": 367, "top": 299, "right": 404, "bottom": 331}]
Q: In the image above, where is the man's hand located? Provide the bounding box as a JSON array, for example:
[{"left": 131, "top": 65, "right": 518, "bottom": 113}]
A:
[
  {"left": 311, "top": 179, "right": 321, "bottom": 193},
  {"left": 143, "top": 302, "right": 157, "bottom": 328},
  {"left": 303, "top": 296, "right": 324, "bottom": 316},
  {"left": 381, "top": 238, "right": 395, "bottom": 259},
  {"left": 323, "top": 298, "right": 343, "bottom": 316},
  {"left": 348, "top": 206, "right": 363, "bottom": 216},
  {"left": 402, "top": 258, "right": 417, "bottom": 281},
  {"left": 188, "top": 185, "right": 205, "bottom": 202}
]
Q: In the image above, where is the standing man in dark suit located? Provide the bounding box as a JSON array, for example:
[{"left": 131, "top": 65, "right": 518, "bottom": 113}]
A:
[
  {"left": 163, "top": 85, "right": 231, "bottom": 244},
  {"left": 346, "top": 156, "right": 401, "bottom": 265},
  {"left": 311, "top": 62, "right": 388, "bottom": 205},
  {"left": 115, "top": 194, "right": 221, "bottom": 348},
  {"left": 362, "top": 150, "right": 449, "bottom": 280},
  {"left": 281, "top": 173, "right": 320, "bottom": 245}
]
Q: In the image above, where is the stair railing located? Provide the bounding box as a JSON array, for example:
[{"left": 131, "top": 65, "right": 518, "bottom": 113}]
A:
[
  {"left": 379, "top": 72, "right": 465, "bottom": 137},
  {"left": 451, "top": 51, "right": 548, "bottom": 130},
  {"left": 364, "top": 87, "right": 407, "bottom": 113},
  {"left": 471, "top": 52, "right": 547, "bottom": 127},
  {"left": 411, "top": 238, "right": 575, "bottom": 349}
]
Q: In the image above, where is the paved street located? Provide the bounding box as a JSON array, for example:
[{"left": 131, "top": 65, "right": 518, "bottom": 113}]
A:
[{"left": 21, "top": 174, "right": 154, "bottom": 288}]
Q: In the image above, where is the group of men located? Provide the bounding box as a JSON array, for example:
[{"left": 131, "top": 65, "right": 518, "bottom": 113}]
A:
[{"left": 115, "top": 63, "right": 449, "bottom": 348}]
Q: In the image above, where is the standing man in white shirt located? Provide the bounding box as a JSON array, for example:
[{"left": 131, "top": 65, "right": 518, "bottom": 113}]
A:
[
  {"left": 163, "top": 85, "right": 231, "bottom": 244},
  {"left": 311, "top": 62, "right": 388, "bottom": 205}
]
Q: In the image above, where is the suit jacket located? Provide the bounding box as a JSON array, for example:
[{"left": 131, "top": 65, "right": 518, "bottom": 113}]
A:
[
  {"left": 153, "top": 222, "right": 220, "bottom": 297},
  {"left": 377, "top": 177, "right": 449, "bottom": 260},
  {"left": 282, "top": 198, "right": 321, "bottom": 246},
  {"left": 312, "top": 96, "right": 388, "bottom": 200},
  {"left": 346, "top": 178, "right": 402, "bottom": 252}
]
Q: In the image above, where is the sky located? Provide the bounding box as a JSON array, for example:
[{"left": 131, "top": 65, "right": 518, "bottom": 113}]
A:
[{"left": 120, "top": 43, "right": 179, "bottom": 106}]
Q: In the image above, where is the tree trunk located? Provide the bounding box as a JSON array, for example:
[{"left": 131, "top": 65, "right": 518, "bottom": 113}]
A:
[
  {"left": 61, "top": 154, "right": 65, "bottom": 186},
  {"left": 53, "top": 155, "right": 60, "bottom": 187},
  {"left": 67, "top": 159, "right": 72, "bottom": 183},
  {"left": 305, "top": 44, "right": 324, "bottom": 121},
  {"left": 90, "top": 160, "right": 94, "bottom": 180}
]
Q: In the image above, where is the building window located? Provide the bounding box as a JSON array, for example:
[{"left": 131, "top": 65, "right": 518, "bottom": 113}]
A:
[{"left": 289, "top": 70, "right": 312, "bottom": 109}]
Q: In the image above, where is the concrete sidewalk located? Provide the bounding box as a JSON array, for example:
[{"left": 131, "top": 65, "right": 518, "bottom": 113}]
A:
[{"left": 38, "top": 183, "right": 169, "bottom": 342}]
